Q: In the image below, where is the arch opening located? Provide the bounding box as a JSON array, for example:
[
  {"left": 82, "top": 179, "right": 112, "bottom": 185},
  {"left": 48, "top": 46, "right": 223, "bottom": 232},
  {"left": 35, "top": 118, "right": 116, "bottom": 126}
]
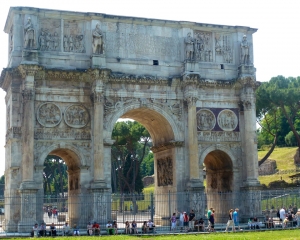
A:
[
  {"left": 41, "top": 148, "right": 82, "bottom": 226},
  {"left": 204, "top": 150, "right": 233, "bottom": 222}
]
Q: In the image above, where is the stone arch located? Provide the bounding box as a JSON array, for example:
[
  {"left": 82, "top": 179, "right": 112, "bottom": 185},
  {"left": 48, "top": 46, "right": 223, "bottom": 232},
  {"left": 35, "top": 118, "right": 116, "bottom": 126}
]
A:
[
  {"left": 105, "top": 102, "right": 182, "bottom": 145},
  {"left": 38, "top": 142, "right": 87, "bottom": 170},
  {"left": 200, "top": 145, "right": 235, "bottom": 222}
]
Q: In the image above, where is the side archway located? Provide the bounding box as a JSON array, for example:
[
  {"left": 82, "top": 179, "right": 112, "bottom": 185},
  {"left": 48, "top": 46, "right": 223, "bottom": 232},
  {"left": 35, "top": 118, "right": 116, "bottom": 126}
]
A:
[{"left": 200, "top": 145, "right": 235, "bottom": 222}]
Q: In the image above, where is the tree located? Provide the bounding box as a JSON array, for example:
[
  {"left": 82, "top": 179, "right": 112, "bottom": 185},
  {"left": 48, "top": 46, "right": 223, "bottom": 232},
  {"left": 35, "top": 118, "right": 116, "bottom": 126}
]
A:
[
  {"left": 256, "top": 76, "right": 300, "bottom": 164},
  {"left": 111, "top": 121, "right": 151, "bottom": 194},
  {"left": 43, "top": 155, "right": 68, "bottom": 196}
]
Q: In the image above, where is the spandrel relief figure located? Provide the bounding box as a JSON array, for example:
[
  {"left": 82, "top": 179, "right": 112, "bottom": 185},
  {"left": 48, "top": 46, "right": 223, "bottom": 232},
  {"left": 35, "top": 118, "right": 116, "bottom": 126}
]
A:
[
  {"left": 185, "top": 32, "right": 195, "bottom": 61},
  {"left": 39, "top": 31, "right": 46, "bottom": 50},
  {"left": 92, "top": 23, "right": 104, "bottom": 54},
  {"left": 63, "top": 35, "right": 69, "bottom": 51},
  {"left": 53, "top": 32, "right": 59, "bottom": 50},
  {"left": 24, "top": 17, "right": 35, "bottom": 49},
  {"left": 240, "top": 35, "right": 250, "bottom": 65}
]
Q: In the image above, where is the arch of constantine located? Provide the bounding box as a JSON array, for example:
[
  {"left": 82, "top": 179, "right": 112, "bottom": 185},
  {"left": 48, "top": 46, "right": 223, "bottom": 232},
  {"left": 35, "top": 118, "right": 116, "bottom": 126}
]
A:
[{"left": 1, "top": 7, "right": 260, "bottom": 232}]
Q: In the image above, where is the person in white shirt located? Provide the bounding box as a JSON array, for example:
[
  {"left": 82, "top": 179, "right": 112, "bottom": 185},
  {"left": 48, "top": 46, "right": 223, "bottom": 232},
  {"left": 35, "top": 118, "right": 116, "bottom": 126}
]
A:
[
  {"left": 62, "top": 222, "right": 71, "bottom": 236},
  {"left": 147, "top": 219, "right": 156, "bottom": 233},
  {"left": 106, "top": 221, "right": 113, "bottom": 235},
  {"left": 279, "top": 207, "right": 286, "bottom": 222}
]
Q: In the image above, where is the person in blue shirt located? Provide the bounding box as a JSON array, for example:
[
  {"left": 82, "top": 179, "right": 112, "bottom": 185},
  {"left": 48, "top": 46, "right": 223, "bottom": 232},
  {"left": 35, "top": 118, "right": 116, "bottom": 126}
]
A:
[{"left": 233, "top": 208, "right": 241, "bottom": 230}]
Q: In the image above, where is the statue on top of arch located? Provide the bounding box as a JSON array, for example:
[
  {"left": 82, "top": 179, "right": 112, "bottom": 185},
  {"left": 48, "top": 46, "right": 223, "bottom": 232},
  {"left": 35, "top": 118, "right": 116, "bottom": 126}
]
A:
[{"left": 92, "top": 23, "right": 104, "bottom": 55}]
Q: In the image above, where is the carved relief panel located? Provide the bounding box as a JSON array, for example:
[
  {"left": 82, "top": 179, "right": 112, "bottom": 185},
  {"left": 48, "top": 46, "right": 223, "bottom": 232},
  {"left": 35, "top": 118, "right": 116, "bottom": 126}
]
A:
[
  {"left": 64, "top": 105, "right": 89, "bottom": 128},
  {"left": 196, "top": 109, "right": 216, "bottom": 131},
  {"left": 215, "top": 33, "right": 233, "bottom": 63},
  {"left": 37, "top": 103, "right": 62, "bottom": 127},
  {"left": 194, "top": 31, "right": 213, "bottom": 62},
  {"left": 9, "top": 26, "right": 13, "bottom": 53},
  {"left": 157, "top": 156, "right": 173, "bottom": 186},
  {"left": 39, "top": 18, "right": 61, "bottom": 51},
  {"left": 35, "top": 102, "right": 91, "bottom": 140},
  {"left": 196, "top": 108, "right": 239, "bottom": 132},
  {"left": 63, "top": 20, "right": 85, "bottom": 53}
]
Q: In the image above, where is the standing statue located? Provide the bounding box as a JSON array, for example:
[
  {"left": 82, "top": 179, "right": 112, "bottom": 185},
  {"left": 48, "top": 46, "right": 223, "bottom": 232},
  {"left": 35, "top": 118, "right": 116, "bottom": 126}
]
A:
[
  {"left": 24, "top": 17, "right": 35, "bottom": 49},
  {"left": 240, "top": 35, "right": 250, "bottom": 65},
  {"left": 92, "top": 23, "right": 104, "bottom": 54},
  {"left": 185, "top": 32, "right": 195, "bottom": 61}
]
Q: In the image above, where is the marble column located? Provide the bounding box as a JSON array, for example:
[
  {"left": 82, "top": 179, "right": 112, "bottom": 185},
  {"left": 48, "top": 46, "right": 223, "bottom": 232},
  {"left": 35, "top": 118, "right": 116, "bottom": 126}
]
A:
[
  {"left": 186, "top": 96, "right": 202, "bottom": 189},
  {"left": 241, "top": 87, "right": 260, "bottom": 186},
  {"left": 17, "top": 65, "right": 41, "bottom": 232},
  {"left": 90, "top": 69, "right": 108, "bottom": 189}
]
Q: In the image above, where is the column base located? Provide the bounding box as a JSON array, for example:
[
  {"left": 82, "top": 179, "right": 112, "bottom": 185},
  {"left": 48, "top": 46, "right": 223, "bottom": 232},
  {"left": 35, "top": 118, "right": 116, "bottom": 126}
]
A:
[
  {"left": 2, "top": 219, "right": 18, "bottom": 232},
  {"left": 242, "top": 179, "right": 261, "bottom": 189},
  {"left": 91, "top": 180, "right": 108, "bottom": 190},
  {"left": 187, "top": 179, "right": 204, "bottom": 191},
  {"left": 18, "top": 219, "right": 37, "bottom": 233}
]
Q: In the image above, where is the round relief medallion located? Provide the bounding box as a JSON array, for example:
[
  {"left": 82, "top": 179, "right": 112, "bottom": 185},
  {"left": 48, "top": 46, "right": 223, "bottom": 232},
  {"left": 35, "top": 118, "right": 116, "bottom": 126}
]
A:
[
  {"left": 64, "top": 105, "right": 89, "bottom": 128},
  {"left": 37, "top": 103, "right": 62, "bottom": 127},
  {"left": 217, "top": 109, "right": 238, "bottom": 131},
  {"left": 196, "top": 109, "right": 216, "bottom": 131}
]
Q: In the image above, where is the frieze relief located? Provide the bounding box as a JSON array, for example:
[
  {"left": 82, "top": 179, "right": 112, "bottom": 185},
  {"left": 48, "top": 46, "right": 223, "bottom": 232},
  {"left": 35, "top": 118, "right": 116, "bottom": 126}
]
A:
[
  {"left": 34, "top": 128, "right": 91, "bottom": 140},
  {"left": 157, "top": 156, "right": 173, "bottom": 186},
  {"left": 37, "top": 103, "right": 62, "bottom": 127},
  {"left": 64, "top": 105, "right": 89, "bottom": 128},
  {"left": 109, "top": 73, "right": 168, "bottom": 85},
  {"left": 196, "top": 109, "right": 216, "bottom": 131},
  {"left": 217, "top": 109, "right": 238, "bottom": 131},
  {"left": 9, "top": 26, "right": 13, "bottom": 53},
  {"left": 39, "top": 19, "right": 61, "bottom": 51},
  {"left": 198, "top": 131, "right": 240, "bottom": 142},
  {"left": 63, "top": 20, "right": 85, "bottom": 53},
  {"left": 215, "top": 34, "right": 232, "bottom": 63}
]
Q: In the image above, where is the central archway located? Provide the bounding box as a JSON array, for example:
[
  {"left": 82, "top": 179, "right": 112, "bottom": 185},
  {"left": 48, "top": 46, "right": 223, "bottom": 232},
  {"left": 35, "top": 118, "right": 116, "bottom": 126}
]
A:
[{"left": 109, "top": 106, "right": 183, "bottom": 221}]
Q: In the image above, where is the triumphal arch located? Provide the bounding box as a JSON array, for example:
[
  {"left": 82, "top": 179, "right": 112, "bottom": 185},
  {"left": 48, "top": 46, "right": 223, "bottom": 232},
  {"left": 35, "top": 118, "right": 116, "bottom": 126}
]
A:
[{"left": 1, "top": 7, "right": 260, "bottom": 232}]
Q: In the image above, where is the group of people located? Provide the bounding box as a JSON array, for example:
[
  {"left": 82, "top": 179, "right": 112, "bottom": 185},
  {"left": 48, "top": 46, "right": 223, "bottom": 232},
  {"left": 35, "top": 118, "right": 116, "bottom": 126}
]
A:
[
  {"left": 31, "top": 222, "right": 58, "bottom": 237},
  {"left": 176, "top": 209, "right": 207, "bottom": 232},
  {"left": 124, "top": 219, "right": 155, "bottom": 234},
  {"left": 276, "top": 206, "right": 300, "bottom": 228}
]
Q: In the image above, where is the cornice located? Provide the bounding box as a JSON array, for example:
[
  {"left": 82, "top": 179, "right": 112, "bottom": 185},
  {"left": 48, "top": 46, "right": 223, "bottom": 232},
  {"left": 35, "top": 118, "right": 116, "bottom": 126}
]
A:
[{"left": 151, "top": 141, "right": 184, "bottom": 153}]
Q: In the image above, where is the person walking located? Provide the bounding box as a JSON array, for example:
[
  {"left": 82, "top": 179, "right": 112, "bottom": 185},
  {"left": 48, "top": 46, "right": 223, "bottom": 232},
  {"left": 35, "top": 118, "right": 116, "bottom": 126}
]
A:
[
  {"left": 189, "top": 209, "right": 196, "bottom": 231},
  {"left": 177, "top": 210, "right": 184, "bottom": 232},
  {"left": 209, "top": 209, "right": 215, "bottom": 232},
  {"left": 170, "top": 213, "right": 177, "bottom": 232},
  {"left": 225, "top": 209, "right": 235, "bottom": 232},
  {"left": 233, "top": 208, "right": 241, "bottom": 230}
]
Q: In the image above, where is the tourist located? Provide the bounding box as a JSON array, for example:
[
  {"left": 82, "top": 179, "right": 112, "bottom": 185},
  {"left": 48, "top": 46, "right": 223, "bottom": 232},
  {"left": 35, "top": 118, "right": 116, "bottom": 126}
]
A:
[
  {"left": 225, "top": 209, "right": 235, "bottom": 232},
  {"left": 147, "top": 219, "right": 156, "bottom": 233},
  {"left": 142, "top": 221, "right": 148, "bottom": 233},
  {"left": 177, "top": 210, "right": 184, "bottom": 231},
  {"left": 233, "top": 208, "right": 241, "bottom": 230},
  {"left": 73, "top": 224, "right": 80, "bottom": 236},
  {"left": 62, "top": 222, "right": 71, "bottom": 236},
  {"left": 279, "top": 207, "right": 286, "bottom": 222},
  {"left": 92, "top": 221, "right": 100, "bottom": 235},
  {"left": 113, "top": 220, "right": 118, "bottom": 235},
  {"left": 131, "top": 220, "right": 138, "bottom": 234},
  {"left": 39, "top": 222, "right": 47, "bottom": 236},
  {"left": 207, "top": 207, "right": 213, "bottom": 230},
  {"left": 125, "top": 221, "right": 130, "bottom": 234},
  {"left": 31, "top": 223, "right": 39, "bottom": 237},
  {"left": 170, "top": 213, "right": 177, "bottom": 232},
  {"left": 209, "top": 209, "right": 215, "bottom": 232},
  {"left": 87, "top": 222, "right": 93, "bottom": 235},
  {"left": 50, "top": 223, "right": 57, "bottom": 236},
  {"left": 183, "top": 212, "right": 189, "bottom": 232},
  {"left": 106, "top": 221, "right": 114, "bottom": 235},
  {"left": 189, "top": 209, "right": 195, "bottom": 231}
]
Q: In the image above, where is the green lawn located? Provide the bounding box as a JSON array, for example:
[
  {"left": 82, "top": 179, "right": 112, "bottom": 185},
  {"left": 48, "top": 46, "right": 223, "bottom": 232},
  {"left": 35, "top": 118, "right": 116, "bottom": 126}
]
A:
[
  {"left": 258, "top": 147, "right": 298, "bottom": 185},
  {"left": 12, "top": 230, "right": 300, "bottom": 239}
]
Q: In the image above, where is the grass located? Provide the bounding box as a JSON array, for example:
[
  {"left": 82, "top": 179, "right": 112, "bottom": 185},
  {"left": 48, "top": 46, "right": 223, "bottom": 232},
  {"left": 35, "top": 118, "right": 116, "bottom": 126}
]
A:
[
  {"left": 258, "top": 147, "right": 298, "bottom": 185},
  {"left": 12, "top": 230, "right": 300, "bottom": 239}
]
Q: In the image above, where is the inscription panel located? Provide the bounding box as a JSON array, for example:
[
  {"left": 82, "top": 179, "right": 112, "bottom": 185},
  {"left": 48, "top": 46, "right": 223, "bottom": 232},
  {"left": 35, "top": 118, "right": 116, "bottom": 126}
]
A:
[{"left": 104, "top": 23, "right": 180, "bottom": 60}]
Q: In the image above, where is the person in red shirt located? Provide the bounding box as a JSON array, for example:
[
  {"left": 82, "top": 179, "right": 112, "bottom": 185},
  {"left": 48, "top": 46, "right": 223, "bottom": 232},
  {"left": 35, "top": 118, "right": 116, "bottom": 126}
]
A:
[{"left": 92, "top": 221, "right": 100, "bottom": 235}]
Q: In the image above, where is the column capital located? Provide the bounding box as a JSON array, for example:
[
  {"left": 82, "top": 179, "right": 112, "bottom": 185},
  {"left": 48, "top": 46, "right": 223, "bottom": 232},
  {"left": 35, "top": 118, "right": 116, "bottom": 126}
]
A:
[
  {"left": 18, "top": 64, "right": 42, "bottom": 78},
  {"left": 184, "top": 96, "right": 198, "bottom": 107}
]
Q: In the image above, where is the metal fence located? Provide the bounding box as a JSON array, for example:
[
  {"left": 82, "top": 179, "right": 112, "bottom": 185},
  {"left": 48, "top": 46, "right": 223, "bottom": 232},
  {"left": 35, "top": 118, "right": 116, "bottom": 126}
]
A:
[{"left": 1, "top": 188, "right": 300, "bottom": 235}]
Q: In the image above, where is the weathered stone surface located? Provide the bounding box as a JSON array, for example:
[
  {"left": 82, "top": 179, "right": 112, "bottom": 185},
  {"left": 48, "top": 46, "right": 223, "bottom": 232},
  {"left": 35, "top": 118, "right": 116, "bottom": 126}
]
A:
[{"left": 1, "top": 7, "right": 260, "bottom": 231}]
